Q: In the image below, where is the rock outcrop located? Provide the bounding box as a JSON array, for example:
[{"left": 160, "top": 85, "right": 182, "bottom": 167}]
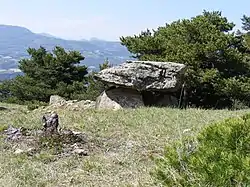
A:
[
  {"left": 42, "top": 112, "right": 59, "bottom": 135},
  {"left": 36, "top": 95, "right": 96, "bottom": 112},
  {"left": 95, "top": 60, "right": 187, "bottom": 109},
  {"left": 94, "top": 60, "right": 186, "bottom": 92},
  {"left": 95, "top": 87, "right": 144, "bottom": 110},
  {"left": 3, "top": 122, "right": 89, "bottom": 157},
  {"left": 49, "top": 95, "right": 66, "bottom": 105},
  {"left": 4, "top": 125, "right": 24, "bottom": 141}
]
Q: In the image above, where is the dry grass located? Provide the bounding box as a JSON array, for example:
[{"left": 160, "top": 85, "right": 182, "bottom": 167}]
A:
[{"left": 0, "top": 102, "right": 249, "bottom": 187}]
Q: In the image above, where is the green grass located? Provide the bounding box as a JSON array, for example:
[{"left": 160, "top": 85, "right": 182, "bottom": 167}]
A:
[{"left": 0, "top": 102, "right": 250, "bottom": 187}]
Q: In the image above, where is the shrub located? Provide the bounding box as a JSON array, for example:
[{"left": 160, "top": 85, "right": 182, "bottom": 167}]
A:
[
  {"left": 120, "top": 11, "right": 250, "bottom": 109},
  {"left": 152, "top": 113, "right": 250, "bottom": 186}
]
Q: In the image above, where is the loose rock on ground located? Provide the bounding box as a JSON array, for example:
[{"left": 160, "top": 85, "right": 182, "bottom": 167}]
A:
[{"left": 1, "top": 112, "right": 90, "bottom": 157}]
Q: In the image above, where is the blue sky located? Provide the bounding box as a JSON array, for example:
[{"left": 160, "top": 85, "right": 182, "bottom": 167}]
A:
[{"left": 0, "top": 0, "right": 249, "bottom": 41}]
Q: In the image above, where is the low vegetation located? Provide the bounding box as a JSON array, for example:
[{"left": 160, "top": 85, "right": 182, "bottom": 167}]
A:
[
  {"left": 153, "top": 113, "right": 250, "bottom": 186},
  {"left": 1, "top": 10, "right": 250, "bottom": 187},
  {"left": 1, "top": 11, "right": 250, "bottom": 109},
  {"left": 1, "top": 103, "right": 250, "bottom": 186},
  {"left": 0, "top": 47, "right": 109, "bottom": 105}
]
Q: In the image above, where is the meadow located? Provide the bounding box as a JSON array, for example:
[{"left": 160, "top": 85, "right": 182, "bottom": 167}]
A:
[{"left": 0, "top": 102, "right": 249, "bottom": 187}]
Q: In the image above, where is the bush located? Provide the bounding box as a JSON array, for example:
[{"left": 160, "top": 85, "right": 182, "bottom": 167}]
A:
[
  {"left": 152, "top": 114, "right": 250, "bottom": 186},
  {"left": 0, "top": 47, "right": 111, "bottom": 104},
  {"left": 120, "top": 11, "right": 250, "bottom": 109}
]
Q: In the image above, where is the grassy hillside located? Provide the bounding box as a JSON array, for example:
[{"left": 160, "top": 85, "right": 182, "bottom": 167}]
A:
[{"left": 0, "top": 103, "right": 249, "bottom": 187}]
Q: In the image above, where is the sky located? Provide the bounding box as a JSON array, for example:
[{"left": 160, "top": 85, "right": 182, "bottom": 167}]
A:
[{"left": 0, "top": 0, "right": 249, "bottom": 41}]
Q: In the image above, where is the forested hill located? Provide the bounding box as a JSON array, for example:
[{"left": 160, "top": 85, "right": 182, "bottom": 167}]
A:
[{"left": 0, "top": 24, "right": 131, "bottom": 80}]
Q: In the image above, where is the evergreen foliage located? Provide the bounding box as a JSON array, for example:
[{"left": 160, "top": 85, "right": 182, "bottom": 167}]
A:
[
  {"left": 152, "top": 113, "right": 250, "bottom": 186},
  {"left": 120, "top": 11, "right": 250, "bottom": 108},
  {"left": 0, "top": 46, "right": 91, "bottom": 103}
]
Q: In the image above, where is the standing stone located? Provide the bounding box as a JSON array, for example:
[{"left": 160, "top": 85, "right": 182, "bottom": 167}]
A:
[
  {"left": 95, "top": 87, "right": 144, "bottom": 110},
  {"left": 42, "top": 112, "right": 59, "bottom": 135}
]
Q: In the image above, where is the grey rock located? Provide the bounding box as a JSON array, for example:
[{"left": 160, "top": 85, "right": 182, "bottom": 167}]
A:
[
  {"left": 49, "top": 95, "right": 66, "bottom": 105},
  {"left": 44, "top": 96, "right": 96, "bottom": 111},
  {"left": 95, "top": 87, "right": 144, "bottom": 110},
  {"left": 72, "top": 148, "right": 88, "bottom": 156},
  {"left": 14, "top": 149, "right": 24, "bottom": 154},
  {"left": 42, "top": 112, "right": 59, "bottom": 135},
  {"left": 4, "top": 125, "right": 23, "bottom": 141},
  {"left": 74, "top": 100, "right": 96, "bottom": 110},
  {"left": 95, "top": 60, "right": 186, "bottom": 92}
]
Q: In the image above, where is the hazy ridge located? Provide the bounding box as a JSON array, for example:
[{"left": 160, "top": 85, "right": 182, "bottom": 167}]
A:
[{"left": 0, "top": 25, "right": 132, "bottom": 80}]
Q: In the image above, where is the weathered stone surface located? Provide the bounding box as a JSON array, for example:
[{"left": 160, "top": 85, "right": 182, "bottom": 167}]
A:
[
  {"left": 42, "top": 112, "right": 59, "bottom": 135},
  {"left": 4, "top": 125, "right": 24, "bottom": 141},
  {"left": 72, "top": 148, "right": 88, "bottom": 156},
  {"left": 14, "top": 149, "right": 24, "bottom": 154},
  {"left": 95, "top": 87, "right": 144, "bottom": 110},
  {"left": 76, "top": 100, "right": 96, "bottom": 110},
  {"left": 95, "top": 60, "right": 187, "bottom": 92},
  {"left": 49, "top": 95, "right": 66, "bottom": 105},
  {"left": 39, "top": 96, "right": 96, "bottom": 111},
  {"left": 2, "top": 122, "right": 90, "bottom": 157}
]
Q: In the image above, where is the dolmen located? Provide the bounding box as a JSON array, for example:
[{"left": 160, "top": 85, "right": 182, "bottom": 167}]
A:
[{"left": 94, "top": 60, "right": 187, "bottom": 110}]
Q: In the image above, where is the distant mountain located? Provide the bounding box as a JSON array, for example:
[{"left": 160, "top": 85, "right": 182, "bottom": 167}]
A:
[
  {"left": 38, "top": 33, "right": 60, "bottom": 38},
  {"left": 0, "top": 24, "right": 133, "bottom": 80},
  {"left": 0, "top": 70, "right": 23, "bottom": 81}
]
